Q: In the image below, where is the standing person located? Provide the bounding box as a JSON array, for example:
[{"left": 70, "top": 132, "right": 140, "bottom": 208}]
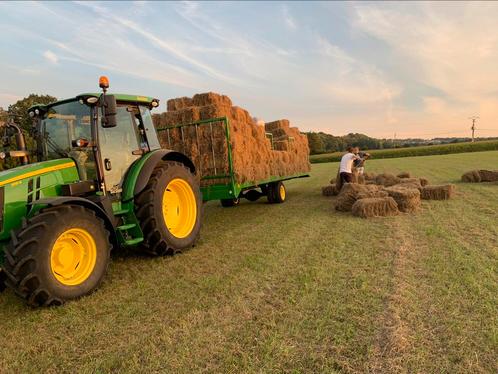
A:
[
  {"left": 337, "top": 146, "right": 359, "bottom": 189},
  {"left": 353, "top": 148, "right": 371, "bottom": 176}
]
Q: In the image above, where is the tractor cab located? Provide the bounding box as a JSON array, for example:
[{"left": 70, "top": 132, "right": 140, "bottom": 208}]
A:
[{"left": 30, "top": 89, "right": 161, "bottom": 195}]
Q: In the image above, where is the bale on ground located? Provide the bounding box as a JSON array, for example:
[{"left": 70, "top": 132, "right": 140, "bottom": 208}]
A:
[
  {"left": 335, "top": 183, "right": 380, "bottom": 212},
  {"left": 397, "top": 172, "right": 411, "bottom": 179},
  {"left": 420, "top": 184, "right": 455, "bottom": 200},
  {"left": 419, "top": 177, "right": 430, "bottom": 187},
  {"left": 363, "top": 172, "right": 376, "bottom": 181},
  {"left": 461, "top": 170, "right": 481, "bottom": 183},
  {"left": 375, "top": 173, "right": 400, "bottom": 187},
  {"left": 384, "top": 186, "right": 421, "bottom": 213},
  {"left": 322, "top": 185, "right": 339, "bottom": 196},
  {"left": 478, "top": 170, "right": 498, "bottom": 182},
  {"left": 396, "top": 178, "right": 422, "bottom": 191},
  {"left": 351, "top": 197, "right": 399, "bottom": 218}
]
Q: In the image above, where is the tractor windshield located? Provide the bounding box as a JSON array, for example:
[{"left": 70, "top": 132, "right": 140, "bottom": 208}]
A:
[{"left": 41, "top": 100, "right": 96, "bottom": 180}]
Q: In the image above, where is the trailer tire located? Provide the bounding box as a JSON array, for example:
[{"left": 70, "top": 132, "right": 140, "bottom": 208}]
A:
[
  {"left": 267, "top": 182, "right": 286, "bottom": 204},
  {"left": 135, "top": 161, "right": 202, "bottom": 256},
  {"left": 3, "top": 205, "right": 111, "bottom": 306},
  {"left": 220, "top": 198, "right": 240, "bottom": 207}
]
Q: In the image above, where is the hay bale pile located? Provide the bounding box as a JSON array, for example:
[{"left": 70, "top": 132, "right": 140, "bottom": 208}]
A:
[
  {"left": 375, "top": 173, "right": 400, "bottom": 187},
  {"left": 352, "top": 197, "right": 399, "bottom": 218},
  {"left": 461, "top": 169, "right": 498, "bottom": 183},
  {"left": 397, "top": 172, "right": 411, "bottom": 178},
  {"left": 384, "top": 186, "right": 421, "bottom": 212},
  {"left": 335, "top": 184, "right": 383, "bottom": 212},
  {"left": 420, "top": 184, "right": 455, "bottom": 200},
  {"left": 152, "top": 92, "right": 310, "bottom": 185}
]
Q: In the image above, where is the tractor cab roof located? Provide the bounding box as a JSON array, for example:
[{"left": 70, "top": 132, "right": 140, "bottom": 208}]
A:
[{"left": 29, "top": 93, "right": 159, "bottom": 113}]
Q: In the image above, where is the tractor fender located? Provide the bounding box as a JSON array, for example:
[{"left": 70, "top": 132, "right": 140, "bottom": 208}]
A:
[
  {"left": 124, "top": 149, "right": 196, "bottom": 201},
  {"left": 28, "top": 196, "right": 118, "bottom": 247}
]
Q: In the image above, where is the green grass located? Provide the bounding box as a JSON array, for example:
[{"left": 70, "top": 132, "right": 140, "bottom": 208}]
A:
[
  {"left": 310, "top": 139, "right": 498, "bottom": 163},
  {"left": 0, "top": 151, "right": 497, "bottom": 373}
]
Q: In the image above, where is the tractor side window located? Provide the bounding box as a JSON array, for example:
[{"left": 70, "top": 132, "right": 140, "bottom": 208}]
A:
[
  {"left": 140, "top": 107, "right": 161, "bottom": 150},
  {"left": 41, "top": 100, "right": 96, "bottom": 181}
]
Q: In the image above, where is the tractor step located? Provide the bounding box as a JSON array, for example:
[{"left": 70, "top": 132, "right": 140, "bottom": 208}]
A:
[
  {"left": 114, "top": 208, "right": 130, "bottom": 216},
  {"left": 124, "top": 238, "right": 143, "bottom": 246},
  {"left": 117, "top": 223, "right": 137, "bottom": 231}
]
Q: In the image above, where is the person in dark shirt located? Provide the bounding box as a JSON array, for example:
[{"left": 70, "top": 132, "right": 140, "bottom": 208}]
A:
[{"left": 353, "top": 149, "right": 371, "bottom": 175}]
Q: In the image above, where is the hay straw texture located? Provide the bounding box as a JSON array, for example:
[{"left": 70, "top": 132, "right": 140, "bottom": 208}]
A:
[
  {"left": 478, "top": 170, "right": 498, "bottom": 182},
  {"left": 419, "top": 177, "right": 430, "bottom": 187},
  {"left": 397, "top": 172, "right": 411, "bottom": 178},
  {"left": 461, "top": 170, "right": 481, "bottom": 183},
  {"left": 153, "top": 92, "right": 311, "bottom": 186},
  {"left": 364, "top": 172, "right": 377, "bottom": 181},
  {"left": 322, "top": 185, "right": 339, "bottom": 196},
  {"left": 395, "top": 178, "right": 423, "bottom": 191},
  {"left": 351, "top": 197, "right": 399, "bottom": 218},
  {"left": 375, "top": 173, "right": 400, "bottom": 187},
  {"left": 384, "top": 186, "right": 421, "bottom": 212},
  {"left": 335, "top": 183, "right": 381, "bottom": 212},
  {"left": 421, "top": 184, "right": 455, "bottom": 200}
]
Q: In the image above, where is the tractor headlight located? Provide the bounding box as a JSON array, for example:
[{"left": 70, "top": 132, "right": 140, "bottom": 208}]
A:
[
  {"left": 29, "top": 111, "right": 35, "bottom": 118},
  {"left": 86, "top": 97, "right": 99, "bottom": 104},
  {"left": 151, "top": 100, "right": 159, "bottom": 108},
  {"left": 34, "top": 109, "right": 40, "bottom": 115},
  {"left": 0, "top": 152, "right": 6, "bottom": 159}
]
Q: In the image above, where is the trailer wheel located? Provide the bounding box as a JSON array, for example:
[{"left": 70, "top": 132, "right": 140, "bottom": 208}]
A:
[
  {"left": 244, "top": 189, "right": 262, "bottom": 202},
  {"left": 220, "top": 198, "right": 240, "bottom": 207},
  {"left": 267, "top": 182, "right": 286, "bottom": 204},
  {"left": 3, "top": 205, "right": 111, "bottom": 306},
  {"left": 0, "top": 270, "right": 6, "bottom": 292},
  {"left": 136, "top": 161, "right": 202, "bottom": 256}
]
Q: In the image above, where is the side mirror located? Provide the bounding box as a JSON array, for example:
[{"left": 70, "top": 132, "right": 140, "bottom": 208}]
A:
[{"left": 101, "top": 95, "right": 117, "bottom": 128}]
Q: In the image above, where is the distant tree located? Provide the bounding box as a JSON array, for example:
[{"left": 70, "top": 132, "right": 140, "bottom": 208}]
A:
[
  {"left": 306, "top": 132, "right": 325, "bottom": 154},
  {"left": 7, "top": 94, "right": 57, "bottom": 132},
  {"left": 0, "top": 107, "right": 7, "bottom": 124}
]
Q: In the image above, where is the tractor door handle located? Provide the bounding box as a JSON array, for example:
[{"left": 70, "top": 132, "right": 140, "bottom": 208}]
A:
[{"left": 104, "top": 158, "right": 112, "bottom": 171}]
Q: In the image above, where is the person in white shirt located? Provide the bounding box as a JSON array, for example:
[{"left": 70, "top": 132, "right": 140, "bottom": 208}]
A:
[{"left": 339, "top": 146, "right": 360, "bottom": 186}]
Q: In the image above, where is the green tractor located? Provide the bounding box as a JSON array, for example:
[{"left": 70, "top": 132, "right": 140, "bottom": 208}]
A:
[{"left": 0, "top": 77, "right": 202, "bottom": 306}]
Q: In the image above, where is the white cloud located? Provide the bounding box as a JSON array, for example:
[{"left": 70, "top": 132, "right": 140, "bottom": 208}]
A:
[
  {"left": 282, "top": 5, "right": 297, "bottom": 30},
  {"left": 43, "top": 50, "right": 58, "bottom": 64}
]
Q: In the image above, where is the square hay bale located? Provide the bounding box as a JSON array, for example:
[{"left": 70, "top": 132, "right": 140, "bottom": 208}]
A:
[
  {"left": 352, "top": 197, "right": 399, "bottom": 218},
  {"left": 397, "top": 172, "right": 411, "bottom": 178},
  {"left": 419, "top": 177, "right": 429, "bottom": 187},
  {"left": 396, "top": 178, "right": 423, "bottom": 191},
  {"left": 384, "top": 186, "right": 421, "bottom": 213},
  {"left": 478, "top": 170, "right": 498, "bottom": 182},
  {"left": 421, "top": 184, "right": 455, "bottom": 200},
  {"left": 322, "top": 185, "right": 339, "bottom": 196},
  {"left": 335, "top": 183, "right": 380, "bottom": 212},
  {"left": 364, "top": 172, "right": 376, "bottom": 181},
  {"left": 375, "top": 173, "right": 400, "bottom": 187},
  {"left": 461, "top": 170, "right": 481, "bottom": 183}
]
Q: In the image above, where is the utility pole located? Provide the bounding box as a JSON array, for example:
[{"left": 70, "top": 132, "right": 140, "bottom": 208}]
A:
[{"left": 469, "top": 116, "right": 479, "bottom": 142}]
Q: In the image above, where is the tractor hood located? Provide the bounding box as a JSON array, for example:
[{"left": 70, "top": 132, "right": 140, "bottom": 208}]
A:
[
  {"left": 0, "top": 159, "right": 80, "bottom": 244},
  {"left": 0, "top": 159, "right": 77, "bottom": 188}
]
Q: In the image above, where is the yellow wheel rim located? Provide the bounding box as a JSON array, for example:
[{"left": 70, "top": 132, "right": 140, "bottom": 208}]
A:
[
  {"left": 279, "top": 185, "right": 286, "bottom": 200},
  {"left": 50, "top": 228, "right": 97, "bottom": 286},
  {"left": 162, "top": 178, "right": 197, "bottom": 238}
]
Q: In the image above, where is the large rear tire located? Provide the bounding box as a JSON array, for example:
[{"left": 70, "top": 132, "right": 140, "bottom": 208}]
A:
[
  {"left": 3, "top": 205, "right": 111, "bottom": 306},
  {"left": 135, "top": 161, "right": 202, "bottom": 256}
]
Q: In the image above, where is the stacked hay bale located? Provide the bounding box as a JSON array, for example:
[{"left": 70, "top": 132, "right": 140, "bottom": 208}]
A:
[
  {"left": 152, "top": 92, "right": 310, "bottom": 186},
  {"left": 335, "top": 184, "right": 386, "bottom": 212},
  {"left": 461, "top": 169, "right": 498, "bottom": 183},
  {"left": 352, "top": 197, "right": 399, "bottom": 218},
  {"left": 384, "top": 186, "right": 421, "bottom": 212},
  {"left": 321, "top": 185, "right": 340, "bottom": 196},
  {"left": 375, "top": 173, "right": 400, "bottom": 187}
]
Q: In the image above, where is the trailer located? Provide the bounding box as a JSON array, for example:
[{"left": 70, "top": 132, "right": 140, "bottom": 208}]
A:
[{"left": 156, "top": 117, "right": 309, "bottom": 207}]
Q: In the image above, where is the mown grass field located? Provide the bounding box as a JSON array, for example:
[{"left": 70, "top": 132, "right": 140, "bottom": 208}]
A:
[
  {"left": 0, "top": 151, "right": 497, "bottom": 373},
  {"left": 310, "top": 139, "right": 498, "bottom": 163}
]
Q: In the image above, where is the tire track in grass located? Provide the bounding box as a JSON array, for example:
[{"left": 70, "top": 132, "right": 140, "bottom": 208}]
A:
[{"left": 367, "top": 217, "right": 419, "bottom": 373}]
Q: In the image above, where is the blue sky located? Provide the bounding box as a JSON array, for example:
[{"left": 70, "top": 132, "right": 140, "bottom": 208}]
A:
[{"left": 1, "top": 1, "right": 498, "bottom": 138}]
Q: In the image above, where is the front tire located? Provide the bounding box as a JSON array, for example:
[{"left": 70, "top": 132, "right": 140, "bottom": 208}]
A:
[
  {"left": 3, "top": 205, "right": 111, "bottom": 306},
  {"left": 135, "top": 161, "right": 202, "bottom": 256},
  {"left": 220, "top": 198, "right": 240, "bottom": 207}
]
